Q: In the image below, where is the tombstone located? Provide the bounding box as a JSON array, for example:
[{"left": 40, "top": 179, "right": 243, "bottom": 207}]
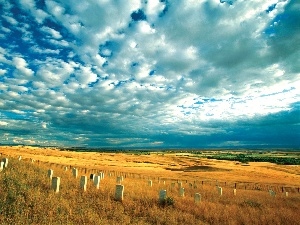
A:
[
  {"left": 80, "top": 176, "right": 87, "bottom": 191},
  {"left": 285, "top": 192, "right": 288, "bottom": 197},
  {"left": 148, "top": 180, "right": 153, "bottom": 187},
  {"left": 159, "top": 190, "right": 167, "bottom": 203},
  {"left": 109, "top": 173, "right": 112, "bottom": 177},
  {"left": 51, "top": 177, "right": 60, "bottom": 193},
  {"left": 178, "top": 182, "right": 182, "bottom": 188},
  {"left": 218, "top": 187, "right": 223, "bottom": 196},
  {"left": 18, "top": 156, "right": 22, "bottom": 161},
  {"left": 116, "top": 176, "right": 122, "bottom": 184},
  {"left": 31, "top": 158, "right": 35, "bottom": 163},
  {"left": 2, "top": 158, "right": 8, "bottom": 168},
  {"left": 0, "top": 161, "right": 4, "bottom": 172},
  {"left": 194, "top": 193, "right": 201, "bottom": 203},
  {"left": 269, "top": 190, "right": 276, "bottom": 197},
  {"left": 233, "top": 188, "right": 237, "bottom": 196},
  {"left": 90, "top": 174, "right": 95, "bottom": 180},
  {"left": 64, "top": 167, "right": 68, "bottom": 171},
  {"left": 72, "top": 168, "right": 78, "bottom": 178},
  {"left": 48, "top": 169, "right": 53, "bottom": 179},
  {"left": 179, "top": 187, "right": 185, "bottom": 197},
  {"left": 171, "top": 182, "right": 175, "bottom": 188},
  {"left": 115, "top": 185, "right": 124, "bottom": 201},
  {"left": 94, "top": 175, "right": 100, "bottom": 189}
]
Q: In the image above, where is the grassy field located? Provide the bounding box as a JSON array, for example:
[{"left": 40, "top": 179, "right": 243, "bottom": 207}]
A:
[{"left": 0, "top": 146, "right": 300, "bottom": 224}]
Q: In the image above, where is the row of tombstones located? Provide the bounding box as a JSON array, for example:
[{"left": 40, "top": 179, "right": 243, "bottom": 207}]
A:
[
  {"left": 47, "top": 168, "right": 125, "bottom": 201},
  {"left": 13, "top": 156, "right": 297, "bottom": 195}
]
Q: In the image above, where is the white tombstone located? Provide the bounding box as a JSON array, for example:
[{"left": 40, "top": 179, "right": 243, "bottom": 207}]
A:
[
  {"left": 178, "top": 182, "right": 182, "bottom": 188},
  {"left": 94, "top": 175, "right": 100, "bottom": 189},
  {"left": 159, "top": 190, "right": 167, "bottom": 203},
  {"left": 2, "top": 158, "right": 8, "bottom": 168},
  {"left": 116, "top": 176, "right": 122, "bottom": 184},
  {"left": 179, "top": 187, "right": 185, "bottom": 197},
  {"left": 52, "top": 177, "right": 60, "bottom": 193},
  {"left": 18, "top": 156, "right": 22, "bottom": 161},
  {"left": 115, "top": 185, "right": 124, "bottom": 201},
  {"left": 269, "top": 190, "right": 276, "bottom": 197},
  {"left": 64, "top": 167, "right": 68, "bottom": 171},
  {"left": 148, "top": 180, "right": 153, "bottom": 187},
  {"left": 48, "top": 169, "right": 53, "bottom": 179},
  {"left": 72, "top": 168, "right": 78, "bottom": 178},
  {"left": 285, "top": 192, "right": 288, "bottom": 197},
  {"left": 194, "top": 193, "right": 201, "bottom": 203},
  {"left": 0, "top": 161, "right": 4, "bottom": 172},
  {"left": 233, "top": 189, "right": 237, "bottom": 196},
  {"left": 80, "top": 176, "right": 87, "bottom": 191},
  {"left": 218, "top": 187, "right": 223, "bottom": 196}
]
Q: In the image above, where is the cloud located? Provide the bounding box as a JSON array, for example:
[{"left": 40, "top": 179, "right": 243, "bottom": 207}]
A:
[{"left": 0, "top": 0, "right": 299, "bottom": 148}]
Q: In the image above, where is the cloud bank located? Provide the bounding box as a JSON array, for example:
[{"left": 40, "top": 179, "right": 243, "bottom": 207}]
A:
[{"left": 0, "top": 0, "right": 299, "bottom": 148}]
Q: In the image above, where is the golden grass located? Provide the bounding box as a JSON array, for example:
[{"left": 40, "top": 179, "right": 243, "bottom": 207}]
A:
[{"left": 0, "top": 146, "right": 300, "bottom": 224}]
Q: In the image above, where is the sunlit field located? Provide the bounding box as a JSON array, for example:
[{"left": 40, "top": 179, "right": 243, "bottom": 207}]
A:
[{"left": 0, "top": 146, "right": 299, "bottom": 224}]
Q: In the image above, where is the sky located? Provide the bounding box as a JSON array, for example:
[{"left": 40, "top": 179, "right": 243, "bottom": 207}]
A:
[{"left": 0, "top": 0, "right": 299, "bottom": 149}]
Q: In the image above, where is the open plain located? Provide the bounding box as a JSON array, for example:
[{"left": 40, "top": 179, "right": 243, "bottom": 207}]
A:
[{"left": 0, "top": 146, "right": 300, "bottom": 224}]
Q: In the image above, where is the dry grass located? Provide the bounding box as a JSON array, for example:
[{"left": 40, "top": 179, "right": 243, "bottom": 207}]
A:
[{"left": 0, "top": 146, "right": 300, "bottom": 224}]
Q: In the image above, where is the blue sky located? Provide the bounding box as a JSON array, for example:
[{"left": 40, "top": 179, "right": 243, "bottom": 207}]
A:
[{"left": 0, "top": 0, "right": 299, "bottom": 148}]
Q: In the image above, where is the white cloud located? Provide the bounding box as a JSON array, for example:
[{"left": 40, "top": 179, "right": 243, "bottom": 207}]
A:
[
  {"left": 0, "top": 121, "right": 8, "bottom": 126},
  {"left": 12, "top": 57, "right": 34, "bottom": 77},
  {"left": 41, "top": 26, "right": 62, "bottom": 39},
  {"left": 2, "top": 15, "right": 18, "bottom": 25},
  {"left": 0, "top": 69, "right": 6, "bottom": 75}
]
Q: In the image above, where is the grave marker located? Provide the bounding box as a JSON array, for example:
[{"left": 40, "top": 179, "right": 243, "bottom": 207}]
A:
[
  {"left": 90, "top": 174, "right": 95, "bottom": 180},
  {"left": 48, "top": 169, "right": 53, "bottom": 179},
  {"left": 94, "top": 175, "right": 100, "bottom": 189},
  {"left": 0, "top": 161, "right": 4, "bottom": 172},
  {"left": 159, "top": 190, "right": 167, "bottom": 203},
  {"left": 178, "top": 182, "right": 182, "bottom": 188},
  {"left": 179, "top": 187, "right": 185, "bottom": 197},
  {"left": 72, "top": 168, "right": 78, "bottom": 178},
  {"left": 116, "top": 176, "right": 122, "bottom": 184},
  {"left": 2, "top": 158, "right": 8, "bottom": 168},
  {"left": 52, "top": 177, "right": 60, "bottom": 193},
  {"left": 115, "top": 185, "right": 124, "bottom": 201},
  {"left": 80, "top": 176, "right": 87, "bottom": 191},
  {"left": 148, "top": 180, "right": 153, "bottom": 187},
  {"left": 218, "top": 187, "right": 223, "bottom": 196},
  {"left": 233, "top": 188, "right": 237, "bottom": 196},
  {"left": 285, "top": 192, "right": 288, "bottom": 197},
  {"left": 194, "top": 193, "right": 201, "bottom": 203},
  {"left": 269, "top": 190, "right": 276, "bottom": 197}
]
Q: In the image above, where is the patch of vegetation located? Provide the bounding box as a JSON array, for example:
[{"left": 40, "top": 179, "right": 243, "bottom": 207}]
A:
[
  {"left": 159, "top": 197, "right": 175, "bottom": 207},
  {"left": 207, "top": 153, "right": 300, "bottom": 165}
]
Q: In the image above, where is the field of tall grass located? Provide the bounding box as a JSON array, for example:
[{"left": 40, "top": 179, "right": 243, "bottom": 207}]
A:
[{"left": 0, "top": 155, "right": 300, "bottom": 225}]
